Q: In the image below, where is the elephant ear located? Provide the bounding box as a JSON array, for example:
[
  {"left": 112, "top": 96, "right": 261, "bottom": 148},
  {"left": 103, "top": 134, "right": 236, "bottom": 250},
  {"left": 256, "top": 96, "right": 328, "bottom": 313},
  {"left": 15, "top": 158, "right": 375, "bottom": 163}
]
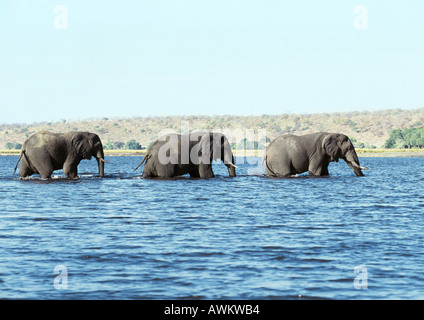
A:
[
  {"left": 199, "top": 132, "right": 229, "bottom": 163},
  {"left": 211, "top": 133, "right": 227, "bottom": 162},
  {"left": 198, "top": 133, "right": 213, "bottom": 164},
  {"left": 322, "top": 134, "right": 341, "bottom": 161},
  {"left": 72, "top": 132, "right": 89, "bottom": 158}
]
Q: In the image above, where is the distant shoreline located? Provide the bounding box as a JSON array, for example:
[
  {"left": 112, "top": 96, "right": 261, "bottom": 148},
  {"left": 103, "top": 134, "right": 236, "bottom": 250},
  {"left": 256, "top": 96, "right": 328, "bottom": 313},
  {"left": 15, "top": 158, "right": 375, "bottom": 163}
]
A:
[{"left": 1, "top": 149, "right": 423, "bottom": 157}]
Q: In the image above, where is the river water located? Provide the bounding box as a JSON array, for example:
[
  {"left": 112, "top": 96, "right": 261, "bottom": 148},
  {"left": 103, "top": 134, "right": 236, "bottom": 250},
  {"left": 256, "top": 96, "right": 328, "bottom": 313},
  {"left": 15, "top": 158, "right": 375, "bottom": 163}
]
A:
[{"left": 0, "top": 155, "right": 423, "bottom": 299}]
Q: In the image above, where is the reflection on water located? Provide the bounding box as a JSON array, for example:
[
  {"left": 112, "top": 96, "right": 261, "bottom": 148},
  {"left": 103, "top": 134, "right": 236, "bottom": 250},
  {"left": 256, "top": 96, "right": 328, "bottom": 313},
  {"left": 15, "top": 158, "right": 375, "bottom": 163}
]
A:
[{"left": 0, "top": 156, "right": 423, "bottom": 299}]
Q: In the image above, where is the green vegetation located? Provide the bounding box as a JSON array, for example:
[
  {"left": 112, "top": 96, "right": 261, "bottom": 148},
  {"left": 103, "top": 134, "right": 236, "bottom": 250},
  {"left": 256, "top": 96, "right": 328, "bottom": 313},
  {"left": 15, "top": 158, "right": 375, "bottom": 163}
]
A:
[
  {"left": 126, "top": 139, "right": 142, "bottom": 150},
  {"left": 104, "top": 142, "right": 114, "bottom": 150},
  {"left": 5, "top": 142, "right": 22, "bottom": 150},
  {"left": 231, "top": 138, "right": 267, "bottom": 150},
  {"left": 104, "top": 141, "right": 125, "bottom": 150},
  {"left": 384, "top": 127, "right": 424, "bottom": 148},
  {"left": 104, "top": 140, "right": 144, "bottom": 150}
]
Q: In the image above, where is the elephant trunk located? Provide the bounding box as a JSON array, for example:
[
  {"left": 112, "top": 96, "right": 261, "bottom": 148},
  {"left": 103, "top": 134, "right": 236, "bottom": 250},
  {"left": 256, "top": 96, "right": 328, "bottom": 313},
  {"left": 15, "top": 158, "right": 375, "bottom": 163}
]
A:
[
  {"left": 222, "top": 150, "right": 237, "bottom": 177},
  {"left": 344, "top": 150, "right": 367, "bottom": 177},
  {"left": 95, "top": 148, "right": 106, "bottom": 178}
]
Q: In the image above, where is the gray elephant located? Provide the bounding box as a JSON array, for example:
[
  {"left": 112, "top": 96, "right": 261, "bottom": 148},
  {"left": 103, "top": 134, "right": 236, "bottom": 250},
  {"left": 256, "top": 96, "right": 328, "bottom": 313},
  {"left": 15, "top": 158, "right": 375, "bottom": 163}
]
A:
[
  {"left": 135, "top": 132, "right": 237, "bottom": 178},
  {"left": 14, "top": 131, "right": 108, "bottom": 179},
  {"left": 263, "top": 132, "right": 368, "bottom": 177}
]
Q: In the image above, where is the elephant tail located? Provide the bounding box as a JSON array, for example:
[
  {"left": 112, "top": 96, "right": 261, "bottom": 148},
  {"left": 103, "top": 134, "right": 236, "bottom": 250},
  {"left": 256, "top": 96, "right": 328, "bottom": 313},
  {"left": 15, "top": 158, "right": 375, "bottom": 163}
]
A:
[
  {"left": 134, "top": 154, "right": 151, "bottom": 171},
  {"left": 13, "top": 150, "right": 25, "bottom": 175}
]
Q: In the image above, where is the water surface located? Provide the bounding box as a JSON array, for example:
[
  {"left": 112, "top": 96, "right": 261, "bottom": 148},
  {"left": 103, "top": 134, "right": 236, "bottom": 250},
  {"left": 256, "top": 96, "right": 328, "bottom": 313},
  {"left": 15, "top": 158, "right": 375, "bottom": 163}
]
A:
[{"left": 0, "top": 155, "right": 423, "bottom": 299}]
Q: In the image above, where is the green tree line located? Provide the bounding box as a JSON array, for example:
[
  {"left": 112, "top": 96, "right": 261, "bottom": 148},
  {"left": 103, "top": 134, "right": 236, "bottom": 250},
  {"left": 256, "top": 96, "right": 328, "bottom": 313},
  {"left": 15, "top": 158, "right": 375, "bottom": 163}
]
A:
[
  {"left": 384, "top": 127, "right": 424, "bottom": 148},
  {"left": 4, "top": 142, "right": 22, "bottom": 150},
  {"left": 104, "top": 139, "right": 145, "bottom": 150}
]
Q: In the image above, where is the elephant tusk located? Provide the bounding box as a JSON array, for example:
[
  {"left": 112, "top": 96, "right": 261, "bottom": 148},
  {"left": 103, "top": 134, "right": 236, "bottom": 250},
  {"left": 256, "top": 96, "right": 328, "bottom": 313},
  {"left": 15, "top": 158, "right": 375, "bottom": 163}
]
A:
[
  {"left": 227, "top": 163, "right": 238, "bottom": 168},
  {"left": 351, "top": 162, "right": 368, "bottom": 170},
  {"left": 99, "top": 158, "right": 110, "bottom": 164}
]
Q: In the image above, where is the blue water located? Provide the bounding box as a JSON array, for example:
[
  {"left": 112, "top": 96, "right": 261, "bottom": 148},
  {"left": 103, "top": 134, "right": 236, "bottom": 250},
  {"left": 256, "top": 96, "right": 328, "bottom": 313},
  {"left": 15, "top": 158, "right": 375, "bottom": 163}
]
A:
[{"left": 0, "top": 155, "right": 423, "bottom": 299}]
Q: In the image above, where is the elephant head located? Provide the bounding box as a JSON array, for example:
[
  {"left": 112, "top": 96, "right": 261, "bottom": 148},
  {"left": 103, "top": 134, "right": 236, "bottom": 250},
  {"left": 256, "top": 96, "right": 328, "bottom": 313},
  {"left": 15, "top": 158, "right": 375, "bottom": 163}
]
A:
[
  {"left": 322, "top": 133, "right": 368, "bottom": 177},
  {"left": 198, "top": 132, "right": 237, "bottom": 177},
  {"left": 72, "top": 132, "right": 107, "bottom": 177}
]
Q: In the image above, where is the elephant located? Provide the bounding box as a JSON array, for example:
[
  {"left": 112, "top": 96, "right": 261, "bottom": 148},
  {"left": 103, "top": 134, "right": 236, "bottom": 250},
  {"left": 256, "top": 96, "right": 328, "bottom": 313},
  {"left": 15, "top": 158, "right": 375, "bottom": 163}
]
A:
[
  {"left": 135, "top": 132, "right": 237, "bottom": 178},
  {"left": 263, "top": 132, "right": 368, "bottom": 177},
  {"left": 14, "top": 131, "right": 108, "bottom": 179}
]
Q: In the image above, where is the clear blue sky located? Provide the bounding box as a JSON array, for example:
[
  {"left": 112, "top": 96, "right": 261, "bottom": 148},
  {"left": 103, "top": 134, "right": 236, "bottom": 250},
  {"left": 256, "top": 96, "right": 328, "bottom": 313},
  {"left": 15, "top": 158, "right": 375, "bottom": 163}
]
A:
[{"left": 1, "top": 0, "right": 423, "bottom": 124}]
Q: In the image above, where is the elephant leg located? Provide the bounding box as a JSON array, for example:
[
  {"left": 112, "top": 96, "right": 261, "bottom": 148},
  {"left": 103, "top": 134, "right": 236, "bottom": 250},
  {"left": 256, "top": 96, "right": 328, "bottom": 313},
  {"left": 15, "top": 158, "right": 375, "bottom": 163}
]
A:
[
  {"left": 199, "top": 164, "right": 214, "bottom": 178},
  {"left": 308, "top": 160, "right": 324, "bottom": 177},
  {"left": 266, "top": 158, "right": 293, "bottom": 177},
  {"left": 142, "top": 169, "right": 154, "bottom": 178},
  {"left": 28, "top": 152, "right": 53, "bottom": 179},
  {"left": 63, "top": 162, "right": 78, "bottom": 179},
  {"left": 156, "top": 164, "right": 176, "bottom": 178},
  {"left": 19, "top": 159, "right": 34, "bottom": 178},
  {"left": 321, "top": 165, "right": 329, "bottom": 176},
  {"left": 141, "top": 160, "right": 155, "bottom": 177},
  {"left": 38, "top": 166, "right": 54, "bottom": 179},
  {"left": 189, "top": 170, "right": 200, "bottom": 178},
  {"left": 66, "top": 169, "right": 78, "bottom": 179}
]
